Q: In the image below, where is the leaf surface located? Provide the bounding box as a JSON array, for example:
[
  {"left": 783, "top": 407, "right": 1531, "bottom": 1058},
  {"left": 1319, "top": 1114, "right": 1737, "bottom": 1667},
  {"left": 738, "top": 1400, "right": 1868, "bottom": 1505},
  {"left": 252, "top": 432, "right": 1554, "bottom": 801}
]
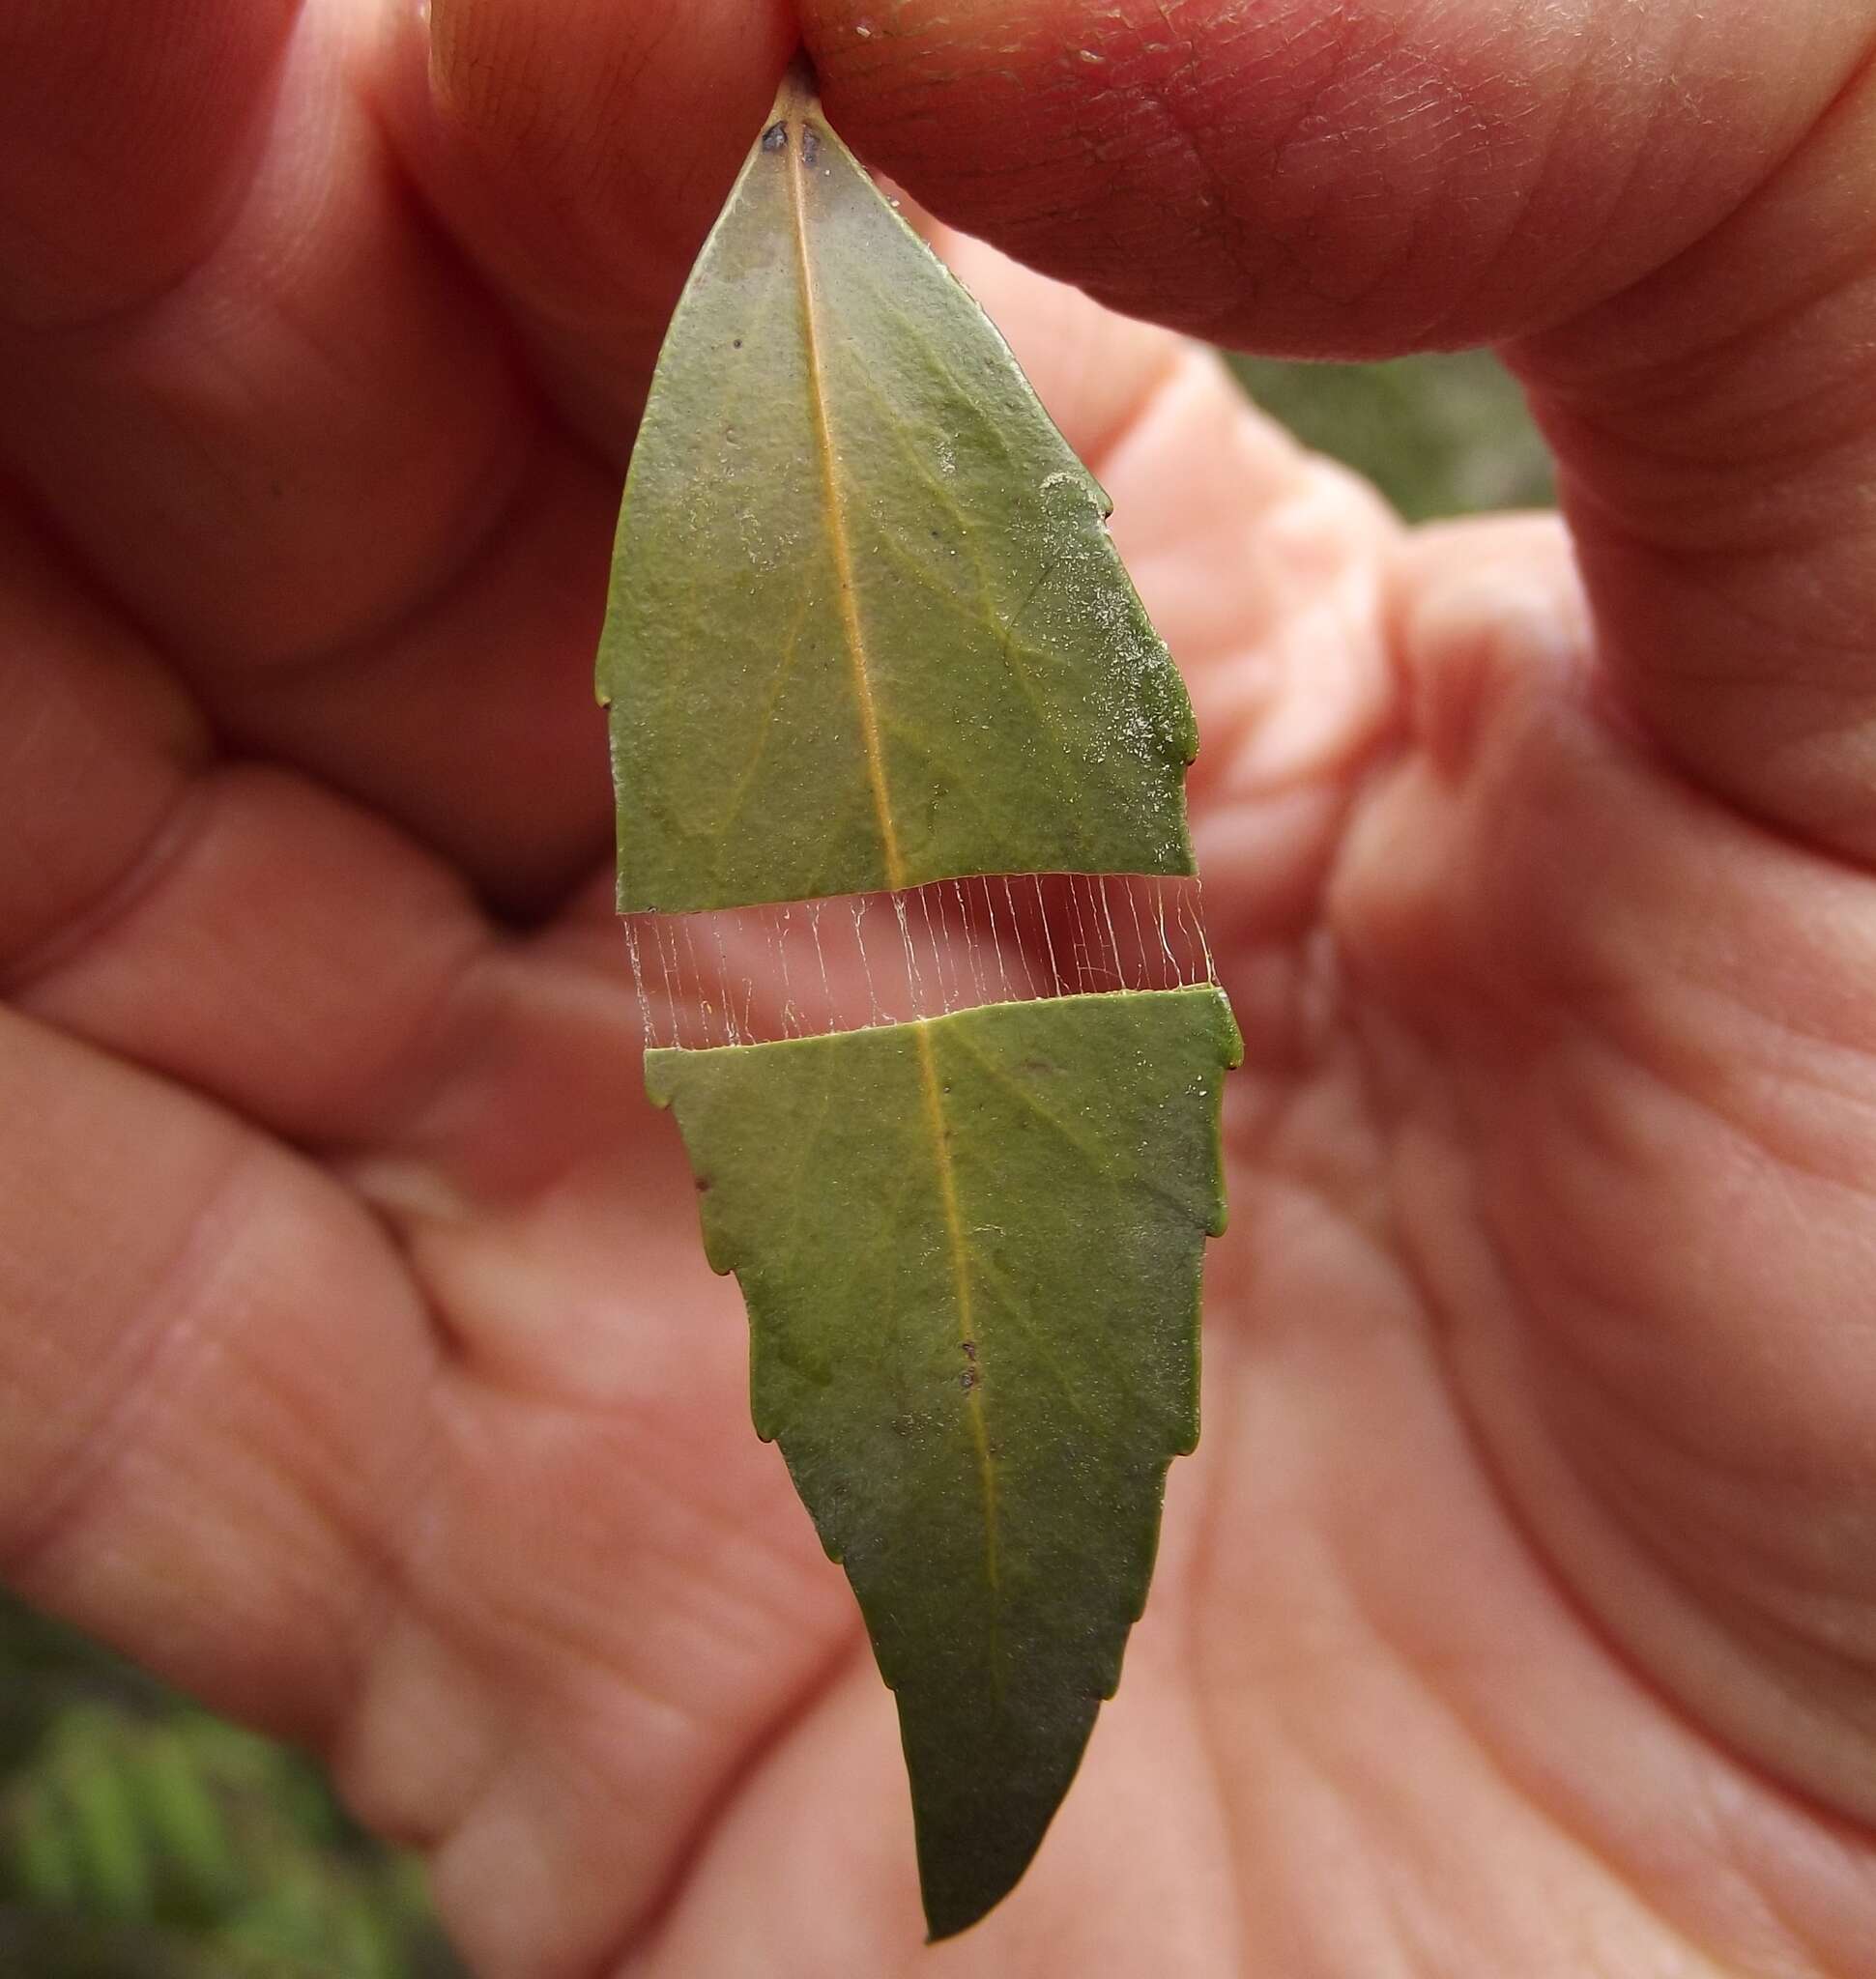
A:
[
  {"left": 646, "top": 986, "right": 1241, "bottom": 1936},
  {"left": 597, "top": 72, "right": 1199, "bottom": 914}
]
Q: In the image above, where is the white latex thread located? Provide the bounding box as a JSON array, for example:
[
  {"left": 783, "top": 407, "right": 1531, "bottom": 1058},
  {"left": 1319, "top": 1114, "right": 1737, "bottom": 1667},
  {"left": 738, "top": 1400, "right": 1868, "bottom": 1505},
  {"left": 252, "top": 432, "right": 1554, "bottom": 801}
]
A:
[
  {"left": 1066, "top": 876, "right": 1093, "bottom": 991},
  {"left": 1091, "top": 881, "right": 1114, "bottom": 990},
  {"left": 1121, "top": 879, "right": 1152, "bottom": 989},
  {"left": 960, "top": 883, "right": 981, "bottom": 1001},
  {"left": 810, "top": 899, "right": 833, "bottom": 1031},
  {"left": 1154, "top": 885, "right": 1178, "bottom": 982},
  {"left": 974, "top": 877, "right": 996, "bottom": 996},
  {"left": 1002, "top": 876, "right": 1038, "bottom": 998},
  {"left": 781, "top": 905, "right": 803, "bottom": 1037},
  {"left": 670, "top": 914, "right": 696, "bottom": 1046},
  {"left": 621, "top": 917, "right": 657, "bottom": 1047},
  {"left": 1083, "top": 876, "right": 1107, "bottom": 989},
  {"left": 1089, "top": 876, "right": 1114, "bottom": 989},
  {"left": 711, "top": 921, "right": 740, "bottom": 1047},
  {"left": 653, "top": 912, "right": 685, "bottom": 1047},
  {"left": 855, "top": 893, "right": 886, "bottom": 1025},
  {"left": 893, "top": 891, "right": 924, "bottom": 1013},
  {"left": 678, "top": 918, "right": 711, "bottom": 1047},
  {"left": 917, "top": 884, "right": 952, "bottom": 1014},
  {"left": 984, "top": 877, "right": 1016, "bottom": 1003},
  {"left": 1078, "top": 876, "right": 1103, "bottom": 988},
  {"left": 1096, "top": 876, "right": 1124, "bottom": 989},
  {"left": 941, "top": 881, "right": 969, "bottom": 1008},
  {"left": 1032, "top": 874, "right": 1062, "bottom": 993},
  {"left": 1178, "top": 883, "right": 1216, "bottom": 984}
]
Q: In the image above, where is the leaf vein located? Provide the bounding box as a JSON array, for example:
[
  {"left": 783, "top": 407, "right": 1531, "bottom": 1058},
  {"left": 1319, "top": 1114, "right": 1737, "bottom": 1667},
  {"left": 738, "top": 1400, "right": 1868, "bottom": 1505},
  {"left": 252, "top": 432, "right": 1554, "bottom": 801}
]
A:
[{"left": 787, "top": 115, "right": 906, "bottom": 890}]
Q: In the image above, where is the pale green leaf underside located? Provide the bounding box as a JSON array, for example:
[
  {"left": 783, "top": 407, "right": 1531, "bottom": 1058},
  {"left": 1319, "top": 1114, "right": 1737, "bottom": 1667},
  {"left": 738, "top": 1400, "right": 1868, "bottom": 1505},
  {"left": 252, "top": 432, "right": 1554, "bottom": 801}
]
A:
[
  {"left": 597, "top": 82, "right": 1199, "bottom": 913},
  {"left": 647, "top": 987, "right": 1242, "bottom": 1937}
]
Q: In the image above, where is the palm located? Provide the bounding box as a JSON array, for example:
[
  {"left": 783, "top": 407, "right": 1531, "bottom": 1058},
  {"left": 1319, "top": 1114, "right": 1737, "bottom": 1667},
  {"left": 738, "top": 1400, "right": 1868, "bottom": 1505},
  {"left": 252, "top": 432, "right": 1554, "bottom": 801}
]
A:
[{"left": 6, "top": 5, "right": 1875, "bottom": 1975}]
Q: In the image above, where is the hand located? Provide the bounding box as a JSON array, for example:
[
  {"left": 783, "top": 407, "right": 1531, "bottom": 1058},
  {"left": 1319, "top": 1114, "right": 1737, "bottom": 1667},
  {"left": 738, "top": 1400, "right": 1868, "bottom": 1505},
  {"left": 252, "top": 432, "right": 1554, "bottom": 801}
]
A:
[{"left": 4, "top": 0, "right": 1874, "bottom": 1972}]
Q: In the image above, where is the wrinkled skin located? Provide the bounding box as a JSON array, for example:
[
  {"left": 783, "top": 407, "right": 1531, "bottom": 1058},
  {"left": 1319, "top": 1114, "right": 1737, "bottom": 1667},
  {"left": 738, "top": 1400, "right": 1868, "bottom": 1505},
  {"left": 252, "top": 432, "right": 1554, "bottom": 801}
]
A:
[{"left": 4, "top": 1, "right": 1876, "bottom": 1973}]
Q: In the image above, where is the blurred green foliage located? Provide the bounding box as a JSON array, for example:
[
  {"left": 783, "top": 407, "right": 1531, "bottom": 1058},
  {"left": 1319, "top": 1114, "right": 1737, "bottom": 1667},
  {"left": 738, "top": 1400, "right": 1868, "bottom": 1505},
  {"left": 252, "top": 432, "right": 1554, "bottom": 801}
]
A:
[
  {"left": 0, "top": 352, "right": 1549, "bottom": 1979},
  {"left": 1230, "top": 350, "right": 1555, "bottom": 521},
  {"left": 0, "top": 1594, "right": 464, "bottom": 1978}
]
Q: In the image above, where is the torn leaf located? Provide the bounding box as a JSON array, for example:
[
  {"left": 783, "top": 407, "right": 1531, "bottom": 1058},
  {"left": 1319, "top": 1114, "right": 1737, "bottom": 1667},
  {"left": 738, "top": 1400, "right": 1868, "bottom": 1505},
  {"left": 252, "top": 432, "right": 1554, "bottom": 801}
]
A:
[
  {"left": 597, "top": 67, "right": 1199, "bottom": 914},
  {"left": 647, "top": 986, "right": 1241, "bottom": 1937}
]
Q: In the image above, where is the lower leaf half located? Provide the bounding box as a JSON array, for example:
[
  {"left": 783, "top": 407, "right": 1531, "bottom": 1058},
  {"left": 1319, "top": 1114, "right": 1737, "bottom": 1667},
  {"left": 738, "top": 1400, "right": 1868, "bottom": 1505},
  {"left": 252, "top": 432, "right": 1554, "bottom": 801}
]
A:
[{"left": 647, "top": 986, "right": 1241, "bottom": 1937}]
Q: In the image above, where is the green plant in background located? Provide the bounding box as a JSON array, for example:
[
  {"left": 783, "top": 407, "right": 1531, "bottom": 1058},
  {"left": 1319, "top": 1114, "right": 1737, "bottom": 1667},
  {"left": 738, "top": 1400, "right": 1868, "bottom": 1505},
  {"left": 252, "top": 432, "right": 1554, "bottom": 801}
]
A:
[
  {"left": 1232, "top": 351, "right": 1555, "bottom": 521},
  {"left": 0, "top": 1593, "right": 464, "bottom": 1979},
  {"left": 0, "top": 345, "right": 1549, "bottom": 1976}
]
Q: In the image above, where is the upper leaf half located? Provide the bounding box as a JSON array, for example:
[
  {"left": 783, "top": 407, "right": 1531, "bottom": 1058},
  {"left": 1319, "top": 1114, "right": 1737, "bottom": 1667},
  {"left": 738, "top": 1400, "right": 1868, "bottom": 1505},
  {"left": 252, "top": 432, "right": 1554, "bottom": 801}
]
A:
[{"left": 596, "top": 67, "right": 1199, "bottom": 914}]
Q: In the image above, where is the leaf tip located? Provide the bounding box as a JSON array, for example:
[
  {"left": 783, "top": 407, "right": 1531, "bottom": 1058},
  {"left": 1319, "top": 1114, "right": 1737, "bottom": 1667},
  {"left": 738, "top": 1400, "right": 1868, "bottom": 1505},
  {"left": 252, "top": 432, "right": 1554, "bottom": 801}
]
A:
[
  {"left": 902, "top": 1681, "right": 1105, "bottom": 1943},
  {"left": 913, "top": 1817, "right": 1049, "bottom": 1944},
  {"left": 919, "top": 1865, "right": 1016, "bottom": 1944}
]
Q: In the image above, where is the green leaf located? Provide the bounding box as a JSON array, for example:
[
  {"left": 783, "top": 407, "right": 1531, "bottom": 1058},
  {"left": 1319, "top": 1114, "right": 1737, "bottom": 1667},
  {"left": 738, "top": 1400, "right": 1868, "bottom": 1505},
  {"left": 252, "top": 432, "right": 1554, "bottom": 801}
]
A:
[
  {"left": 647, "top": 986, "right": 1241, "bottom": 1936},
  {"left": 597, "top": 68, "right": 1199, "bottom": 913}
]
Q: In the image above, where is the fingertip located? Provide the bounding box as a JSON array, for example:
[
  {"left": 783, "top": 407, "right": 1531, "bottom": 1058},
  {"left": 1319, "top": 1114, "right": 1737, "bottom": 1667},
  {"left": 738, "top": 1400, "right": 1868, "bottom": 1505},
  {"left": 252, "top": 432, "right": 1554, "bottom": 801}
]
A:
[
  {"left": 390, "top": 0, "right": 795, "bottom": 358},
  {"left": 804, "top": 0, "right": 1452, "bottom": 347},
  {"left": 803, "top": 0, "right": 1865, "bottom": 361},
  {"left": 1391, "top": 517, "right": 1590, "bottom": 782},
  {"left": 0, "top": 0, "right": 300, "bottom": 325}
]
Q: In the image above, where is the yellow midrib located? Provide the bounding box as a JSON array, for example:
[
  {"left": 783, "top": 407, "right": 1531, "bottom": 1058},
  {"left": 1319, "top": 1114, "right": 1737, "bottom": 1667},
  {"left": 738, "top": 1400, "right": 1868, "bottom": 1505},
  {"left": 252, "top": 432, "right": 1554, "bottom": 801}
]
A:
[
  {"left": 784, "top": 108, "right": 907, "bottom": 892},
  {"left": 783, "top": 89, "right": 997, "bottom": 1636},
  {"left": 912, "top": 1019, "right": 1002, "bottom": 1616}
]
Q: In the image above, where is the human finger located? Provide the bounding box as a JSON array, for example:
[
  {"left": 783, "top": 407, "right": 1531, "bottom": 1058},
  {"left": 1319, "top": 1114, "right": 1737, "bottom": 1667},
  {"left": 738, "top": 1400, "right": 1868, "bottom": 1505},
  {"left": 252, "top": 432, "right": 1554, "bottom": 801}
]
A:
[
  {"left": 378, "top": 0, "right": 798, "bottom": 453},
  {"left": 0, "top": 1, "right": 616, "bottom": 909},
  {"left": 804, "top": 0, "right": 1876, "bottom": 860},
  {"left": 0, "top": 0, "right": 297, "bottom": 326}
]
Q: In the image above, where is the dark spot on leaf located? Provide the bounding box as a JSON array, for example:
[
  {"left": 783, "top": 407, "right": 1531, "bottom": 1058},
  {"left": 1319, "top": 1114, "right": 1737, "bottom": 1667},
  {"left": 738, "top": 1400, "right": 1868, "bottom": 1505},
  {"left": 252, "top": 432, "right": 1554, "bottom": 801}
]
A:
[
  {"left": 802, "top": 129, "right": 822, "bottom": 167},
  {"left": 960, "top": 1367, "right": 978, "bottom": 1391},
  {"left": 961, "top": 1338, "right": 977, "bottom": 1362},
  {"left": 762, "top": 122, "right": 788, "bottom": 154},
  {"left": 733, "top": 338, "right": 743, "bottom": 350}
]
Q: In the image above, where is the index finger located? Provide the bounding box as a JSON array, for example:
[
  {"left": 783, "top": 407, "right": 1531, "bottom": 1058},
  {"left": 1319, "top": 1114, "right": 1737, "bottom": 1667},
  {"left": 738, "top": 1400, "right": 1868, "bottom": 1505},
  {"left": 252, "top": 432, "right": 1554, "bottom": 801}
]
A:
[
  {"left": 381, "top": 0, "right": 799, "bottom": 450},
  {"left": 799, "top": 0, "right": 1876, "bottom": 862}
]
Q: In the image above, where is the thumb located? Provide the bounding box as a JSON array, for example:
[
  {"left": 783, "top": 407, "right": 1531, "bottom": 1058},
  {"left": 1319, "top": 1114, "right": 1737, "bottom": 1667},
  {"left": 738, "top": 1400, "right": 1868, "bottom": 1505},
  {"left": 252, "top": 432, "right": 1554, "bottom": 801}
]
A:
[{"left": 804, "top": 0, "right": 1876, "bottom": 860}]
